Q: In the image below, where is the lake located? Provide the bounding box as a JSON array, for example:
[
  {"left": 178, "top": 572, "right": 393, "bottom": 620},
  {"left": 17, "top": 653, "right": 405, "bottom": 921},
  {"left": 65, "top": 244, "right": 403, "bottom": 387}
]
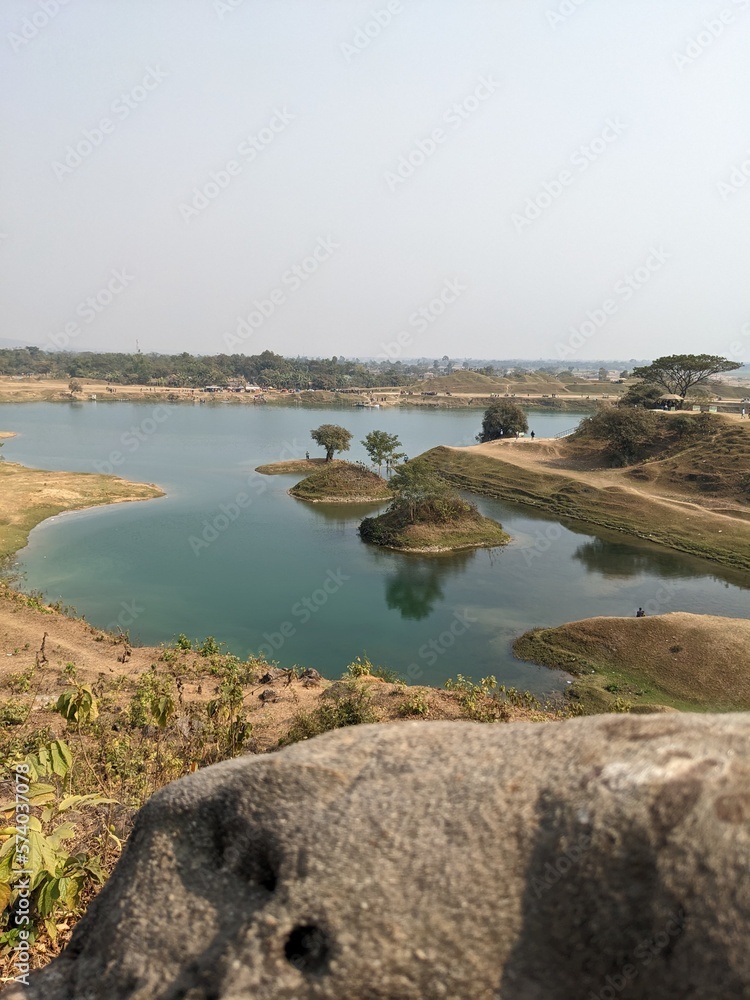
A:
[{"left": 2, "top": 402, "right": 749, "bottom": 694}]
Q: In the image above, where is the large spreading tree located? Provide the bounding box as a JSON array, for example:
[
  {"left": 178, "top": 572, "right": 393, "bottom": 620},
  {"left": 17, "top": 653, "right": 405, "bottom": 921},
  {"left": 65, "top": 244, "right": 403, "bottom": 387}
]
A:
[
  {"left": 477, "top": 401, "right": 528, "bottom": 442},
  {"left": 631, "top": 354, "right": 740, "bottom": 401},
  {"left": 310, "top": 424, "right": 352, "bottom": 461}
]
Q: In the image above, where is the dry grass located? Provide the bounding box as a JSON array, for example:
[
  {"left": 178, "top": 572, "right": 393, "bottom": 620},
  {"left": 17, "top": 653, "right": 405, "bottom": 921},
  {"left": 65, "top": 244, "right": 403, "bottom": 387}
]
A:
[{"left": 514, "top": 612, "right": 750, "bottom": 713}]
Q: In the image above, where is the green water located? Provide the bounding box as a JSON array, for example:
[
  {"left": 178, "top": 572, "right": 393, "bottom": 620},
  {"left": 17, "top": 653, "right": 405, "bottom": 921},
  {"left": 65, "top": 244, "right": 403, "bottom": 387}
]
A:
[{"left": 2, "top": 402, "right": 749, "bottom": 693}]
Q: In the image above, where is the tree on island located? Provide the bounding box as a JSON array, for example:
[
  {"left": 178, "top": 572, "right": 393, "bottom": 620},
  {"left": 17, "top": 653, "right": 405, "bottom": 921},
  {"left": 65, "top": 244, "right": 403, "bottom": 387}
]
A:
[
  {"left": 387, "top": 460, "right": 458, "bottom": 524},
  {"left": 310, "top": 424, "right": 352, "bottom": 462},
  {"left": 361, "top": 430, "right": 404, "bottom": 474},
  {"left": 477, "top": 401, "right": 528, "bottom": 442},
  {"left": 68, "top": 379, "right": 83, "bottom": 394},
  {"left": 631, "top": 354, "right": 741, "bottom": 402}
]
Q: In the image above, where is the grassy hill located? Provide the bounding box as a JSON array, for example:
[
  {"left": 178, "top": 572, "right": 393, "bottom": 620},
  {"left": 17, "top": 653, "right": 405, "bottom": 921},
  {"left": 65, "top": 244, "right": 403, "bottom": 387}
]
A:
[
  {"left": 622, "top": 419, "right": 750, "bottom": 507},
  {"left": 422, "top": 444, "right": 750, "bottom": 572},
  {"left": 289, "top": 462, "right": 392, "bottom": 503},
  {"left": 514, "top": 612, "right": 750, "bottom": 713},
  {"left": 568, "top": 413, "right": 750, "bottom": 507}
]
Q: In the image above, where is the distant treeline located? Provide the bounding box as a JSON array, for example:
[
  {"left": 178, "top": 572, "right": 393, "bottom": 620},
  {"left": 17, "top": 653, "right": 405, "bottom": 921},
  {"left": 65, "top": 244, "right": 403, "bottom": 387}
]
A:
[{"left": 0, "top": 348, "right": 423, "bottom": 390}]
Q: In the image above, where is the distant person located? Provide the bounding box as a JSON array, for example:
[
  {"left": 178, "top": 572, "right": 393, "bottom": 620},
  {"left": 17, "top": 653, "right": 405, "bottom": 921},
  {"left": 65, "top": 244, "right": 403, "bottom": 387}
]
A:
[
  {"left": 636, "top": 607, "right": 645, "bottom": 617},
  {"left": 305, "top": 451, "right": 310, "bottom": 460},
  {"left": 530, "top": 430, "right": 535, "bottom": 440}
]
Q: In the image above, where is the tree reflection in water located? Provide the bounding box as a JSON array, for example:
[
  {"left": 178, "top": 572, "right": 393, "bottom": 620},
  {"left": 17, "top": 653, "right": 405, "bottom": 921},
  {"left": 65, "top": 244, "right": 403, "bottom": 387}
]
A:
[{"left": 383, "top": 550, "right": 476, "bottom": 620}]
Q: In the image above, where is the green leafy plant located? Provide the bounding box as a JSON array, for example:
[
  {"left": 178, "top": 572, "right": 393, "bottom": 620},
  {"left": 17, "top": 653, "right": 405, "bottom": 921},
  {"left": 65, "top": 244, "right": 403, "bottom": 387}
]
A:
[
  {"left": 197, "top": 635, "right": 222, "bottom": 657},
  {"left": 445, "top": 675, "right": 539, "bottom": 722},
  {"left": 398, "top": 692, "right": 429, "bottom": 717},
  {"left": 344, "top": 655, "right": 372, "bottom": 678},
  {"left": 54, "top": 685, "right": 99, "bottom": 726},
  {"left": 128, "top": 670, "right": 175, "bottom": 729},
  {"left": 0, "top": 699, "right": 29, "bottom": 726},
  {"left": 0, "top": 740, "right": 117, "bottom": 947}
]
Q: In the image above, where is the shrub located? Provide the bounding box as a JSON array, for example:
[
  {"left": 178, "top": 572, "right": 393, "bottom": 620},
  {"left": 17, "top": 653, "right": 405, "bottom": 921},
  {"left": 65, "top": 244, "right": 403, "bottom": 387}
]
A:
[
  {"left": 281, "top": 685, "right": 377, "bottom": 745},
  {"left": 197, "top": 636, "right": 222, "bottom": 657},
  {"left": 444, "top": 675, "right": 539, "bottom": 722},
  {"left": 0, "top": 699, "right": 29, "bottom": 726},
  {"left": 575, "top": 408, "right": 660, "bottom": 465},
  {"left": 398, "top": 692, "right": 429, "bottom": 717}
]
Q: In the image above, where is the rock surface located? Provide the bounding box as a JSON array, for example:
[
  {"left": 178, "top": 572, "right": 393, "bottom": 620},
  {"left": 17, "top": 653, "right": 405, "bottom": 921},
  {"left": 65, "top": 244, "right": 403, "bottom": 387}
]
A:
[{"left": 9, "top": 714, "right": 750, "bottom": 999}]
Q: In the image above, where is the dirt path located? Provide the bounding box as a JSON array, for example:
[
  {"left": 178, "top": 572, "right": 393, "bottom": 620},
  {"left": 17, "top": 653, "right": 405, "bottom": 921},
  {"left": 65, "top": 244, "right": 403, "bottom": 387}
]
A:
[{"left": 454, "top": 438, "right": 749, "bottom": 522}]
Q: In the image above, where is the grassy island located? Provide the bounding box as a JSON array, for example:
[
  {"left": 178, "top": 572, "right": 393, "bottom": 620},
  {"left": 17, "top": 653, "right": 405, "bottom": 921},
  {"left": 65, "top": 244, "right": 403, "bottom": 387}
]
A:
[
  {"left": 514, "top": 612, "right": 750, "bottom": 714},
  {"left": 359, "top": 459, "right": 509, "bottom": 552},
  {"left": 0, "top": 457, "right": 164, "bottom": 561},
  {"left": 288, "top": 461, "right": 393, "bottom": 503}
]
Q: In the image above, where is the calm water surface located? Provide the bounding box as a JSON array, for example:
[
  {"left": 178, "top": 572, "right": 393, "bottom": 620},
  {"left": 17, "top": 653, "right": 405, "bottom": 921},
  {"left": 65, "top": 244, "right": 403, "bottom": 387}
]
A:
[{"left": 2, "top": 402, "right": 748, "bottom": 693}]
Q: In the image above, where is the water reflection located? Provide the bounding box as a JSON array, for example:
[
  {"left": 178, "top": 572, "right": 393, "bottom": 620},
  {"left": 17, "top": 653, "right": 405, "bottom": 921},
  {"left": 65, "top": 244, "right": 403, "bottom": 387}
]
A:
[
  {"left": 301, "top": 500, "right": 388, "bottom": 524},
  {"left": 571, "top": 534, "right": 750, "bottom": 589},
  {"left": 572, "top": 538, "right": 698, "bottom": 579},
  {"left": 383, "top": 551, "right": 475, "bottom": 620}
]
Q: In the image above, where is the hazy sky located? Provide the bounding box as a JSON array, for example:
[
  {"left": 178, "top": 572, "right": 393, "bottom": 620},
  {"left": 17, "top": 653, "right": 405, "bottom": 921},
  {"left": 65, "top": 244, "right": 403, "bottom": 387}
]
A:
[{"left": 2, "top": 0, "right": 749, "bottom": 362}]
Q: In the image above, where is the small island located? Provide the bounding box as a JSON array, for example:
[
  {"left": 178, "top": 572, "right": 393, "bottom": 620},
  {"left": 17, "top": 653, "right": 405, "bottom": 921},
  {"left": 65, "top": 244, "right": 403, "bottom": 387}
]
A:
[
  {"left": 257, "top": 424, "right": 402, "bottom": 503},
  {"left": 359, "top": 459, "right": 509, "bottom": 553},
  {"left": 288, "top": 461, "right": 393, "bottom": 503}
]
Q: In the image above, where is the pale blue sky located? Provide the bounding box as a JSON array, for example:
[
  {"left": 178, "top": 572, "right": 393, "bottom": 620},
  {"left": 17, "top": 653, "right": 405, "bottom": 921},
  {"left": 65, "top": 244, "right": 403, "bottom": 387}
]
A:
[{"left": 2, "top": 0, "right": 749, "bottom": 361}]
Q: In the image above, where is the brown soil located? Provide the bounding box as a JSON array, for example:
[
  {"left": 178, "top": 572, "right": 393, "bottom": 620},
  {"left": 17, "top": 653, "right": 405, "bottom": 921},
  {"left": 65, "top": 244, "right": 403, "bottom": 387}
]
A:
[{"left": 0, "top": 585, "right": 555, "bottom": 757}]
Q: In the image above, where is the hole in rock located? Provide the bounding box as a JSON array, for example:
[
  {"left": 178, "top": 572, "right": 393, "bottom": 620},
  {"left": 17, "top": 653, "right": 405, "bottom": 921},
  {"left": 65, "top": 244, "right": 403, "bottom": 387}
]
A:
[{"left": 284, "top": 924, "right": 330, "bottom": 974}]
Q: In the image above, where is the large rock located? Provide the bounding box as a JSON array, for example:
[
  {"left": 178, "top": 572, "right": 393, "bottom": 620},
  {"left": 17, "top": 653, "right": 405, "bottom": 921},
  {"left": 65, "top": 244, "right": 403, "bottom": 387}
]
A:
[{"left": 9, "top": 715, "right": 750, "bottom": 999}]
